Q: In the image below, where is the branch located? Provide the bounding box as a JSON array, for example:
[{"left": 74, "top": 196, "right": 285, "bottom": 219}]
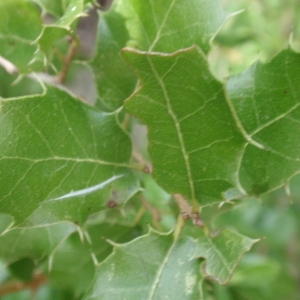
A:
[
  {"left": 55, "top": 38, "right": 78, "bottom": 84},
  {"left": 132, "top": 151, "right": 152, "bottom": 173},
  {"left": 173, "top": 194, "right": 204, "bottom": 227},
  {"left": 140, "top": 195, "right": 161, "bottom": 222}
]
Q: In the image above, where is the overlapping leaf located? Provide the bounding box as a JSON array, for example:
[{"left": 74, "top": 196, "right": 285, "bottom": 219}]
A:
[
  {"left": 0, "top": 0, "right": 88, "bottom": 73},
  {"left": 32, "top": 0, "right": 89, "bottom": 18},
  {"left": 83, "top": 228, "right": 256, "bottom": 300},
  {"left": 91, "top": 3, "right": 137, "bottom": 111},
  {"left": 0, "top": 86, "right": 140, "bottom": 227},
  {"left": 92, "top": 0, "right": 231, "bottom": 109},
  {"left": 35, "top": 0, "right": 85, "bottom": 62}
]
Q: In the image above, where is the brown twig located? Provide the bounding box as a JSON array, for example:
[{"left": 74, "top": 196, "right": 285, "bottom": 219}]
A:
[
  {"left": 132, "top": 151, "right": 152, "bottom": 173},
  {"left": 173, "top": 193, "right": 204, "bottom": 227},
  {"left": 56, "top": 38, "right": 78, "bottom": 84},
  {"left": 0, "top": 273, "right": 47, "bottom": 297},
  {"left": 140, "top": 196, "right": 161, "bottom": 222}
]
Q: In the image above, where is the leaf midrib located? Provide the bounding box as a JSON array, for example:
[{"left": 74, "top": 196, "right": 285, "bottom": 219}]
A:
[
  {"left": 147, "top": 238, "right": 176, "bottom": 299},
  {"left": 146, "top": 55, "right": 196, "bottom": 203}
]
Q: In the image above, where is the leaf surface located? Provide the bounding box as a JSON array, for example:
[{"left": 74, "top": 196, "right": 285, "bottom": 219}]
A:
[
  {"left": 228, "top": 48, "right": 300, "bottom": 194},
  {"left": 45, "top": 232, "right": 95, "bottom": 296},
  {"left": 117, "top": 0, "right": 230, "bottom": 53},
  {"left": 124, "top": 47, "right": 246, "bottom": 205},
  {"left": 0, "top": 86, "right": 139, "bottom": 227},
  {"left": 32, "top": 0, "right": 79, "bottom": 17},
  {"left": 0, "top": 222, "right": 77, "bottom": 263},
  {"left": 91, "top": 3, "right": 137, "bottom": 111},
  {"left": 92, "top": 0, "right": 230, "bottom": 109},
  {"left": 35, "top": 0, "right": 85, "bottom": 62},
  {"left": 83, "top": 228, "right": 256, "bottom": 300},
  {"left": 124, "top": 46, "right": 300, "bottom": 205},
  {"left": 0, "top": 0, "right": 42, "bottom": 73}
]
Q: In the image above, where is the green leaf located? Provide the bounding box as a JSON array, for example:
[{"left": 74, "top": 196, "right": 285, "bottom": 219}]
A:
[
  {"left": 124, "top": 46, "right": 300, "bottom": 206},
  {"left": 192, "top": 230, "right": 257, "bottom": 284},
  {"left": 0, "top": 86, "right": 140, "bottom": 226},
  {"left": 86, "top": 222, "right": 142, "bottom": 262},
  {"left": 45, "top": 232, "right": 95, "bottom": 296},
  {"left": 46, "top": 222, "right": 142, "bottom": 295},
  {"left": 32, "top": 0, "right": 74, "bottom": 17},
  {"left": 0, "top": 222, "right": 77, "bottom": 262},
  {"left": 228, "top": 48, "right": 300, "bottom": 195},
  {"left": 35, "top": 0, "right": 85, "bottom": 61},
  {"left": 0, "top": 0, "right": 42, "bottom": 73},
  {"left": 92, "top": 0, "right": 232, "bottom": 110},
  {"left": 124, "top": 46, "right": 246, "bottom": 205},
  {"left": 83, "top": 228, "right": 256, "bottom": 299},
  {"left": 0, "top": 68, "right": 43, "bottom": 99},
  {"left": 91, "top": 4, "right": 137, "bottom": 111},
  {"left": 0, "top": 214, "right": 13, "bottom": 235},
  {"left": 117, "top": 0, "right": 230, "bottom": 53}
]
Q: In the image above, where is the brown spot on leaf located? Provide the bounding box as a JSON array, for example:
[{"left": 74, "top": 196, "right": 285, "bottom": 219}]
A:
[{"left": 107, "top": 199, "right": 117, "bottom": 208}]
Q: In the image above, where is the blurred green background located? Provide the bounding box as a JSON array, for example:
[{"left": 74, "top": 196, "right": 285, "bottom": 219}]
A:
[{"left": 210, "top": 0, "right": 300, "bottom": 79}]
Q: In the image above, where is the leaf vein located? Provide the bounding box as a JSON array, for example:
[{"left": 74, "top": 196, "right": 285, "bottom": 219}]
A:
[{"left": 147, "top": 56, "right": 196, "bottom": 202}]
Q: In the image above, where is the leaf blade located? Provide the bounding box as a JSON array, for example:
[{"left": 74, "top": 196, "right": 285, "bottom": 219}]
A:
[
  {"left": 123, "top": 47, "right": 246, "bottom": 205},
  {"left": 83, "top": 228, "right": 257, "bottom": 299},
  {"left": 0, "top": 86, "right": 139, "bottom": 226}
]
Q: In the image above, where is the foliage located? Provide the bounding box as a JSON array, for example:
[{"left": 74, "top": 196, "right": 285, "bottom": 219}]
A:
[{"left": 0, "top": 0, "right": 299, "bottom": 299}]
